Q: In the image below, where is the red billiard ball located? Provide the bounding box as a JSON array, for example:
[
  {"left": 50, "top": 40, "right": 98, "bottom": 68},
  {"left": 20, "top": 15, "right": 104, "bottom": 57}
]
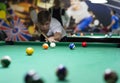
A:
[
  {"left": 104, "top": 69, "right": 118, "bottom": 83},
  {"left": 56, "top": 64, "right": 68, "bottom": 80},
  {"left": 82, "top": 42, "right": 87, "bottom": 47}
]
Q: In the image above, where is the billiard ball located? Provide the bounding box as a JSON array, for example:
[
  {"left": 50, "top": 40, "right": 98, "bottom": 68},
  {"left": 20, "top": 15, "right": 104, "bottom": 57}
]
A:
[
  {"left": 104, "top": 69, "right": 118, "bottom": 83},
  {"left": 26, "top": 47, "right": 34, "bottom": 55},
  {"left": 69, "top": 43, "right": 75, "bottom": 49},
  {"left": 82, "top": 42, "right": 87, "bottom": 47},
  {"left": 105, "top": 34, "right": 109, "bottom": 38},
  {"left": 108, "top": 33, "right": 112, "bottom": 38},
  {"left": 0, "top": 56, "right": 11, "bottom": 68},
  {"left": 50, "top": 42, "right": 56, "bottom": 48},
  {"left": 56, "top": 64, "right": 68, "bottom": 80},
  {"left": 24, "top": 70, "right": 44, "bottom": 83},
  {"left": 42, "top": 43, "right": 49, "bottom": 49}
]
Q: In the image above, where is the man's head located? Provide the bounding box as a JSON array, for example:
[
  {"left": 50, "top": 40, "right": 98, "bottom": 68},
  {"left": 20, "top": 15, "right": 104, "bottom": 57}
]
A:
[
  {"left": 37, "top": 10, "right": 51, "bottom": 33},
  {"left": 110, "top": 9, "right": 116, "bottom": 15}
]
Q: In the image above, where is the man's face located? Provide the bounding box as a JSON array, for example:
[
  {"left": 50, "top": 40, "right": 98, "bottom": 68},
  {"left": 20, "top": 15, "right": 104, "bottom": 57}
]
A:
[
  {"left": 38, "top": 21, "right": 50, "bottom": 33},
  {"left": 110, "top": 11, "right": 114, "bottom": 16}
]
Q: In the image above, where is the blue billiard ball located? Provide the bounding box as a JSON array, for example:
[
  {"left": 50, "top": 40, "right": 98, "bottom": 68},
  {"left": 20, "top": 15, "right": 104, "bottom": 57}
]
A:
[{"left": 69, "top": 43, "right": 75, "bottom": 49}]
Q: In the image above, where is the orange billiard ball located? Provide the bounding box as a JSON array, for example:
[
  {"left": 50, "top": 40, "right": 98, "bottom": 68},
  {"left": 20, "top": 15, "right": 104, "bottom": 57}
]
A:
[
  {"left": 82, "top": 42, "right": 87, "bottom": 47},
  {"left": 26, "top": 47, "right": 34, "bottom": 55},
  {"left": 42, "top": 43, "right": 49, "bottom": 49}
]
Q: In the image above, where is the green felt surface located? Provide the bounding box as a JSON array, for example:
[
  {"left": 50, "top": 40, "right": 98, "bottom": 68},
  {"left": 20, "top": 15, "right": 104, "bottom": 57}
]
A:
[{"left": 0, "top": 42, "right": 120, "bottom": 83}]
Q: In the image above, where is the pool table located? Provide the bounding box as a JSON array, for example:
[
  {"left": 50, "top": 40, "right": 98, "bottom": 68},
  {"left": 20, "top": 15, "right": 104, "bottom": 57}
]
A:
[
  {"left": 67, "top": 33, "right": 120, "bottom": 43},
  {"left": 0, "top": 41, "right": 120, "bottom": 83}
]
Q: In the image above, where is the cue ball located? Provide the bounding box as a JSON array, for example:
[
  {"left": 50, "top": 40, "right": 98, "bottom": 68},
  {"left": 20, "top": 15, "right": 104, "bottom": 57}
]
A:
[
  {"left": 104, "top": 69, "right": 118, "bottom": 83},
  {"left": 42, "top": 43, "right": 49, "bottom": 49},
  {"left": 56, "top": 64, "right": 68, "bottom": 80},
  {"left": 26, "top": 47, "right": 34, "bottom": 55},
  {"left": 82, "top": 42, "right": 87, "bottom": 47},
  {"left": 50, "top": 42, "right": 56, "bottom": 48},
  {"left": 24, "top": 70, "right": 44, "bottom": 83},
  {"left": 0, "top": 55, "right": 11, "bottom": 68},
  {"left": 69, "top": 43, "right": 75, "bottom": 49}
]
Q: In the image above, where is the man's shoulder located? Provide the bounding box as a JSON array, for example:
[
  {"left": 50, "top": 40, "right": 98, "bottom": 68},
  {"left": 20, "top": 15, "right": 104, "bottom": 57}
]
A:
[
  {"left": 50, "top": 18, "right": 62, "bottom": 28},
  {"left": 51, "top": 17, "right": 61, "bottom": 24}
]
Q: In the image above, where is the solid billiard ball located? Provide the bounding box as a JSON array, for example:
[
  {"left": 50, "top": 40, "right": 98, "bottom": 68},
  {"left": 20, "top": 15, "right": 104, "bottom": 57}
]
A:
[
  {"left": 82, "top": 42, "right": 87, "bottom": 47},
  {"left": 26, "top": 47, "right": 34, "bottom": 55},
  {"left": 0, "top": 56, "right": 11, "bottom": 68},
  {"left": 24, "top": 70, "right": 44, "bottom": 83},
  {"left": 50, "top": 42, "right": 56, "bottom": 48},
  {"left": 69, "top": 43, "right": 75, "bottom": 49},
  {"left": 104, "top": 69, "right": 118, "bottom": 83},
  {"left": 42, "top": 43, "right": 49, "bottom": 49},
  {"left": 56, "top": 64, "right": 68, "bottom": 80}
]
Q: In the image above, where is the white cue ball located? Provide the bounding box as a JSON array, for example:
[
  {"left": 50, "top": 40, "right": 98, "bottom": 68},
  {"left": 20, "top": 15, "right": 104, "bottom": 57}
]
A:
[{"left": 50, "top": 42, "right": 56, "bottom": 48}]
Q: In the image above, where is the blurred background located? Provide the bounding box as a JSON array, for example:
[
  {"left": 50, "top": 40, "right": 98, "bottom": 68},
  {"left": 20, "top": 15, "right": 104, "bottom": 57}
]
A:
[{"left": 0, "top": 0, "right": 120, "bottom": 41}]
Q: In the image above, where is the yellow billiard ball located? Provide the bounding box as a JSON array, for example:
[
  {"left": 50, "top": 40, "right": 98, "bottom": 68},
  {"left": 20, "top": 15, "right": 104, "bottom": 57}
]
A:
[{"left": 26, "top": 47, "right": 34, "bottom": 55}]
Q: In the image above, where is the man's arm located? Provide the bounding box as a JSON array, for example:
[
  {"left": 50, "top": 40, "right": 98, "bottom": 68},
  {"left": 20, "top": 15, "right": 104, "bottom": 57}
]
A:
[
  {"left": 107, "top": 19, "right": 115, "bottom": 29},
  {"left": 47, "top": 32, "right": 62, "bottom": 42}
]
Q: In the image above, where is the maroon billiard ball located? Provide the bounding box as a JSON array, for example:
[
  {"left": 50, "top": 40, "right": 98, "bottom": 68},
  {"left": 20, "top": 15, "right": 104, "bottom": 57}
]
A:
[
  {"left": 104, "top": 69, "right": 118, "bottom": 83},
  {"left": 82, "top": 42, "right": 87, "bottom": 47},
  {"left": 56, "top": 64, "right": 68, "bottom": 80}
]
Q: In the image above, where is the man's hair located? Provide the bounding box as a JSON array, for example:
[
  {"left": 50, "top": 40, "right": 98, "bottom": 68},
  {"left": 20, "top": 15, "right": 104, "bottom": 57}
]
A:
[
  {"left": 38, "top": 10, "right": 51, "bottom": 25},
  {"left": 111, "top": 9, "right": 116, "bottom": 14}
]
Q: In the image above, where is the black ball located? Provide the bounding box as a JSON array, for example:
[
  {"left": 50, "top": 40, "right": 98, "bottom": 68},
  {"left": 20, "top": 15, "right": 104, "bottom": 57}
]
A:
[
  {"left": 1, "top": 56, "right": 11, "bottom": 68},
  {"left": 104, "top": 69, "right": 118, "bottom": 83},
  {"left": 24, "top": 70, "right": 44, "bottom": 83},
  {"left": 56, "top": 65, "right": 67, "bottom": 80}
]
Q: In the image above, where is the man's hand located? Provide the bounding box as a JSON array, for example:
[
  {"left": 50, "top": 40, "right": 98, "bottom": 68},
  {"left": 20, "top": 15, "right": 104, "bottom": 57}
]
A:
[{"left": 46, "top": 37, "right": 58, "bottom": 42}]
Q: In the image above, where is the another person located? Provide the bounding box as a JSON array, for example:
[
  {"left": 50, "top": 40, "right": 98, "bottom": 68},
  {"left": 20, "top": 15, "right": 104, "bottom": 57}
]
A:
[
  {"left": 32, "top": 10, "right": 67, "bottom": 42},
  {"left": 48, "top": 0, "right": 69, "bottom": 28},
  {"left": 73, "top": 10, "right": 95, "bottom": 34},
  {"left": 107, "top": 9, "right": 119, "bottom": 35}
]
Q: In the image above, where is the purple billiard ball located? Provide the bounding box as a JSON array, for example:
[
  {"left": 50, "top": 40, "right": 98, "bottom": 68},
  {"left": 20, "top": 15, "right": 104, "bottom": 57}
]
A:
[{"left": 56, "top": 64, "right": 68, "bottom": 80}]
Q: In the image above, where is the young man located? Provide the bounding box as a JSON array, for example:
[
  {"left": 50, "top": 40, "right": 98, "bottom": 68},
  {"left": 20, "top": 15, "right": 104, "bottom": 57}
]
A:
[
  {"left": 107, "top": 9, "right": 119, "bottom": 34},
  {"left": 32, "top": 10, "right": 67, "bottom": 42}
]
